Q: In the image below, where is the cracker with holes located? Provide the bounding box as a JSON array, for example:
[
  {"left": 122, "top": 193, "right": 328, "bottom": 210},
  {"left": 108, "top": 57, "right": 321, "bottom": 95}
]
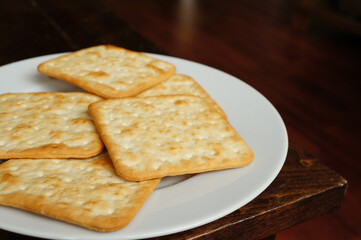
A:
[
  {"left": 37, "top": 45, "right": 176, "bottom": 98},
  {"left": 137, "top": 74, "right": 226, "bottom": 117},
  {"left": 0, "top": 92, "right": 103, "bottom": 159},
  {"left": 0, "top": 154, "right": 160, "bottom": 232},
  {"left": 89, "top": 95, "right": 254, "bottom": 181}
]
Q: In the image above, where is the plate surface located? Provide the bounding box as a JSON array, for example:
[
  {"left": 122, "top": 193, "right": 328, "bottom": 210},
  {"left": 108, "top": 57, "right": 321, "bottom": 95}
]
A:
[{"left": 0, "top": 53, "right": 288, "bottom": 239}]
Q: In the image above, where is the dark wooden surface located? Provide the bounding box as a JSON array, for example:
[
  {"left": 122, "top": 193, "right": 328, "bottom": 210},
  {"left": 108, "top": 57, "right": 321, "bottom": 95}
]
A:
[{"left": 0, "top": 0, "right": 356, "bottom": 239}]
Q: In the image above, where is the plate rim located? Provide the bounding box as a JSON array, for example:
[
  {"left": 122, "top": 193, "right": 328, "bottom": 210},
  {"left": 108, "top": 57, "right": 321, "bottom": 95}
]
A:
[{"left": 0, "top": 52, "right": 288, "bottom": 239}]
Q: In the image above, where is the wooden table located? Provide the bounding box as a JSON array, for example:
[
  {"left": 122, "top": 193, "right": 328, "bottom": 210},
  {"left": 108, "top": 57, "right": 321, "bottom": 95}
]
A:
[{"left": 0, "top": 1, "right": 348, "bottom": 239}]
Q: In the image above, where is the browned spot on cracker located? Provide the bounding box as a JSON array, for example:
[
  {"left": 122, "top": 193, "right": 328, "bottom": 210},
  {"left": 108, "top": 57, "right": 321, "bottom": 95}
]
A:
[
  {"left": 55, "top": 95, "right": 66, "bottom": 100},
  {"left": 175, "top": 100, "right": 189, "bottom": 105},
  {"left": 71, "top": 118, "right": 90, "bottom": 124},
  {"left": 13, "top": 124, "right": 33, "bottom": 130},
  {"left": 86, "top": 51, "right": 102, "bottom": 57},
  {"left": 1, "top": 172, "right": 18, "bottom": 184},
  {"left": 87, "top": 71, "right": 110, "bottom": 78},
  {"left": 86, "top": 200, "right": 99, "bottom": 205}
]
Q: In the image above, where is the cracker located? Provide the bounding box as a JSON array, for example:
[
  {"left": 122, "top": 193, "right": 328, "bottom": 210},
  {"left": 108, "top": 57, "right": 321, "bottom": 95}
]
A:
[
  {"left": 137, "top": 74, "right": 226, "bottom": 117},
  {"left": 0, "top": 92, "right": 103, "bottom": 159},
  {"left": 89, "top": 95, "right": 254, "bottom": 181},
  {"left": 37, "top": 45, "right": 176, "bottom": 98},
  {"left": 0, "top": 154, "right": 160, "bottom": 232}
]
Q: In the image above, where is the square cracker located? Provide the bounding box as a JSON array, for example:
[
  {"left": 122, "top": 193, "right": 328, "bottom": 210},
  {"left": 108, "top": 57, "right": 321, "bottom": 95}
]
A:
[
  {"left": 0, "top": 92, "right": 103, "bottom": 159},
  {"left": 0, "top": 154, "right": 160, "bottom": 232},
  {"left": 89, "top": 95, "right": 254, "bottom": 181},
  {"left": 37, "top": 45, "right": 176, "bottom": 98},
  {"left": 137, "top": 74, "right": 226, "bottom": 117}
]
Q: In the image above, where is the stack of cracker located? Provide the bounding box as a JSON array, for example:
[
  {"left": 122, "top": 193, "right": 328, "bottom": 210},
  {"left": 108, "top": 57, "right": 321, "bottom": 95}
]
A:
[{"left": 0, "top": 45, "right": 254, "bottom": 232}]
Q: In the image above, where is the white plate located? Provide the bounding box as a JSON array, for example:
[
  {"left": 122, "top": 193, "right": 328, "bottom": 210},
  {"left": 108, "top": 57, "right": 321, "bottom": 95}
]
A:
[{"left": 0, "top": 53, "right": 288, "bottom": 239}]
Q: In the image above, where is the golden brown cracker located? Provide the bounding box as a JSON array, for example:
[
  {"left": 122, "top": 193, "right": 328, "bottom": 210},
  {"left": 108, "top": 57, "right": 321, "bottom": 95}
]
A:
[
  {"left": 89, "top": 95, "right": 254, "bottom": 181},
  {"left": 38, "top": 45, "right": 176, "bottom": 98},
  {"left": 0, "top": 92, "right": 103, "bottom": 159},
  {"left": 0, "top": 154, "right": 160, "bottom": 232}
]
